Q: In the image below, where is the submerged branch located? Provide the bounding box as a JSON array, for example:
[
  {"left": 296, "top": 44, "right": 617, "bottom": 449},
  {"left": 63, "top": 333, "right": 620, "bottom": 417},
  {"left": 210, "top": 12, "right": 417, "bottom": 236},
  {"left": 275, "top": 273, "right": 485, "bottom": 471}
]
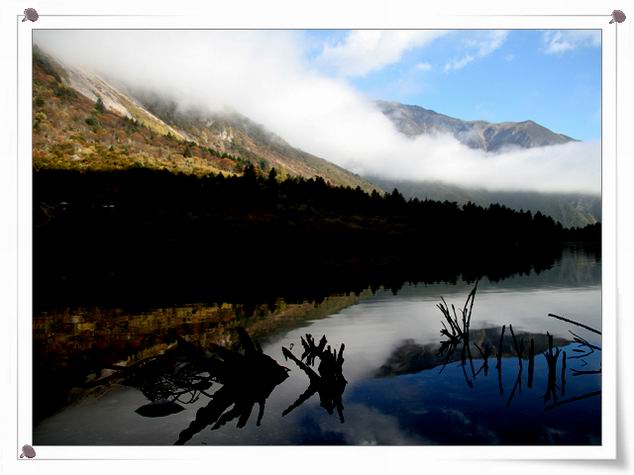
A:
[
  {"left": 544, "top": 390, "right": 601, "bottom": 411},
  {"left": 547, "top": 313, "right": 601, "bottom": 335}
]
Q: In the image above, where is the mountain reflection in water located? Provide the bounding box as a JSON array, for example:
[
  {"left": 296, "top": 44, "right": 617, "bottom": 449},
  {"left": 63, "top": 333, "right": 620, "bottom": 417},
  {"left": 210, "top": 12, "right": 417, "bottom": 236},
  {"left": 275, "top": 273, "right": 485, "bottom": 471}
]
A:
[{"left": 33, "top": 247, "right": 601, "bottom": 445}]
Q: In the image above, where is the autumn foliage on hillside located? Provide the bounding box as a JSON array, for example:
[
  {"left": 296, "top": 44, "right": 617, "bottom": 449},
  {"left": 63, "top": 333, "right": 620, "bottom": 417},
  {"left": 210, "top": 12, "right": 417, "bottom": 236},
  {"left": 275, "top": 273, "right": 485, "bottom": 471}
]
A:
[
  {"left": 32, "top": 47, "right": 378, "bottom": 193},
  {"left": 32, "top": 48, "right": 241, "bottom": 176}
]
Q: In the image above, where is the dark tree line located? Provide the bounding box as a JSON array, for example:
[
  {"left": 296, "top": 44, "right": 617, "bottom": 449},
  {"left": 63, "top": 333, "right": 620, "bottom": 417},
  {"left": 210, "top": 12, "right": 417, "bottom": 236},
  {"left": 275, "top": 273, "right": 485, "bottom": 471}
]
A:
[{"left": 33, "top": 166, "right": 600, "bottom": 310}]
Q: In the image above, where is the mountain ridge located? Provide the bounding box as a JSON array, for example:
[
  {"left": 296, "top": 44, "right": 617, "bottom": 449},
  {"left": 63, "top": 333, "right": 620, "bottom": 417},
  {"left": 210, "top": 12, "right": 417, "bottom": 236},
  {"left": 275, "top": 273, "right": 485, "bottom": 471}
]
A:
[
  {"left": 375, "top": 100, "right": 578, "bottom": 151},
  {"left": 32, "top": 46, "right": 600, "bottom": 227}
]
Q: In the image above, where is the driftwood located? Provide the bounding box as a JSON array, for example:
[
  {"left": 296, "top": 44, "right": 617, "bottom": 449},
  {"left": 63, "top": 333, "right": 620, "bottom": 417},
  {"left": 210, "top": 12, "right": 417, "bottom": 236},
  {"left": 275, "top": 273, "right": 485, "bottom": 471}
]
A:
[
  {"left": 437, "top": 283, "right": 479, "bottom": 379},
  {"left": 431, "top": 288, "right": 600, "bottom": 411},
  {"left": 282, "top": 334, "right": 347, "bottom": 423},
  {"left": 300, "top": 334, "right": 328, "bottom": 366},
  {"left": 172, "top": 327, "right": 290, "bottom": 445},
  {"left": 437, "top": 283, "right": 478, "bottom": 346}
]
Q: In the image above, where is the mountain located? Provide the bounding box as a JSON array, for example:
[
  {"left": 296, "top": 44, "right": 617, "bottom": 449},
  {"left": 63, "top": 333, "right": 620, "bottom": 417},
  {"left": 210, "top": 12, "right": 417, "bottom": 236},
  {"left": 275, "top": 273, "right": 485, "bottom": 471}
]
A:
[
  {"left": 32, "top": 47, "right": 599, "bottom": 227},
  {"left": 32, "top": 46, "right": 379, "bottom": 193},
  {"left": 371, "top": 100, "right": 599, "bottom": 227},
  {"left": 368, "top": 178, "right": 600, "bottom": 229},
  {"left": 127, "top": 90, "right": 379, "bottom": 191},
  {"left": 376, "top": 100, "right": 577, "bottom": 151}
]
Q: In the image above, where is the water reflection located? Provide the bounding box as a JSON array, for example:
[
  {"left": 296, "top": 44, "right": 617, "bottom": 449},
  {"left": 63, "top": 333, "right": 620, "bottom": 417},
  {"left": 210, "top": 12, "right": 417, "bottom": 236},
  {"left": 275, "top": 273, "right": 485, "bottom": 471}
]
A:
[
  {"left": 32, "top": 247, "right": 601, "bottom": 445},
  {"left": 375, "top": 324, "right": 600, "bottom": 414},
  {"left": 120, "top": 328, "right": 349, "bottom": 441},
  {"left": 32, "top": 293, "right": 365, "bottom": 424},
  {"left": 375, "top": 328, "right": 568, "bottom": 378},
  {"left": 373, "top": 283, "right": 601, "bottom": 428},
  {"left": 54, "top": 302, "right": 599, "bottom": 444}
]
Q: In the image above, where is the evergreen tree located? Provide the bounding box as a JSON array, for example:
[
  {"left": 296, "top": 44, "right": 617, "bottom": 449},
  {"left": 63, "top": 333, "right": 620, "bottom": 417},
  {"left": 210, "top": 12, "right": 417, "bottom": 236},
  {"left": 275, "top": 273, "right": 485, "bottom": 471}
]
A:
[
  {"left": 95, "top": 96, "right": 106, "bottom": 114},
  {"left": 242, "top": 164, "right": 258, "bottom": 184}
]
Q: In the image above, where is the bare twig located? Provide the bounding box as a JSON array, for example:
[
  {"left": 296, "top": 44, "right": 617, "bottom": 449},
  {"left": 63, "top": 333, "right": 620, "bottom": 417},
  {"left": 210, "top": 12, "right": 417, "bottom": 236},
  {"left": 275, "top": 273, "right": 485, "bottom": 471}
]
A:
[
  {"left": 508, "top": 324, "right": 524, "bottom": 368},
  {"left": 506, "top": 366, "right": 522, "bottom": 407},
  {"left": 545, "top": 390, "right": 601, "bottom": 411},
  {"left": 571, "top": 368, "right": 602, "bottom": 376},
  {"left": 473, "top": 342, "right": 490, "bottom": 377},
  {"left": 547, "top": 313, "right": 601, "bottom": 335},
  {"left": 561, "top": 351, "right": 567, "bottom": 396},
  {"left": 496, "top": 325, "right": 506, "bottom": 395},
  {"left": 496, "top": 325, "right": 506, "bottom": 369},
  {"left": 542, "top": 332, "right": 561, "bottom": 404},
  {"left": 527, "top": 338, "right": 535, "bottom": 389},
  {"left": 569, "top": 330, "right": 602, "bottom": 351}
]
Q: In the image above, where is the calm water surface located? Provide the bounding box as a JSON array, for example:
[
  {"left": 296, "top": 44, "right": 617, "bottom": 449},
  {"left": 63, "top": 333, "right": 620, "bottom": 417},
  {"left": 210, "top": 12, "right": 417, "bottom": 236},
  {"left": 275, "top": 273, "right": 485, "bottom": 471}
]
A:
[{"left": 34, "top": 247, "right": 601, "bottom": 445}]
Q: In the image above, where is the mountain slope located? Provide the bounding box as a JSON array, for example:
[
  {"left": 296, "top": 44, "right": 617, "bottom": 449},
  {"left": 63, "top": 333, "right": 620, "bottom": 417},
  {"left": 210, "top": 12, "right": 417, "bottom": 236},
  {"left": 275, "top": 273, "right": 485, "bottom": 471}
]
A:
[
  {"left": 368, "top": 178, "right": 601, "bottom": 228},
  {"left": 32, "top": 46, "right": 379, "bottom": 193},
  {"left": 32, "top": 47, "right": 599, "bottom": 227},
  {"left": 33, "top": 52, "right": 233, "bottom": 176},
  {"left": 371, "top": 100, "right": 599, "bottom": 227},
  {"left": 129, "top": 91, "right": 376, "bottom": 191},
  {"left": 376, "top": 100, "right": 577, "bottom": 151}
]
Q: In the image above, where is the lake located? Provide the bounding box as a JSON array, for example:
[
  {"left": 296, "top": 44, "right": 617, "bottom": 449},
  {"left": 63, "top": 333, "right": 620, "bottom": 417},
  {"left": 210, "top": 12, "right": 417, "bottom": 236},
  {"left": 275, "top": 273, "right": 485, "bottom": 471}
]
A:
[{"left": 33, "top": 245, "right": 601, "bottom": 445}]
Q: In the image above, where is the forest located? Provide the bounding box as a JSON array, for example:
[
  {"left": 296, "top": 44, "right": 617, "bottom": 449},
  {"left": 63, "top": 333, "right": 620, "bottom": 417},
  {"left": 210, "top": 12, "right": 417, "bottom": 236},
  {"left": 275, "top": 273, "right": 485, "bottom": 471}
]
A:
[{"left": 33, "top": 166, "right": 600, "bottom": 310}]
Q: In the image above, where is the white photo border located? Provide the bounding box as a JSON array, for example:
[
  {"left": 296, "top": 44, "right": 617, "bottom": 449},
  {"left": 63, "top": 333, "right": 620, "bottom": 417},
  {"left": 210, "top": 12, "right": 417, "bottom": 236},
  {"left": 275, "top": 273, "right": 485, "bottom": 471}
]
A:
[{"left": 8, "top": 5, "right": 618, "bottom": 468}]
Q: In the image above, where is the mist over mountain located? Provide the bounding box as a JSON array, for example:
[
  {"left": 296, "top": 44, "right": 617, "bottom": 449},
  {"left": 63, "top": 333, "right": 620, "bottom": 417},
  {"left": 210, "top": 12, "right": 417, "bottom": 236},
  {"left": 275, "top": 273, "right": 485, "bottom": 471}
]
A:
[
  {"left": 33, "top": 30, "right": 600, "bottom": 195},
  {"left": 32, "top": 47, "right": 377, "bottom": 192},
  {"left": 127, "top": 90, "right": 378, "bottom": 191},
  {"left": 33, "top": 42, "right": 600, "bottom": 227},
  {"left": 376, "top": 100, "right": 577, "bottom": 151},
  {"left": 369, "top": 101, "right": 599, "bottom": 227}
]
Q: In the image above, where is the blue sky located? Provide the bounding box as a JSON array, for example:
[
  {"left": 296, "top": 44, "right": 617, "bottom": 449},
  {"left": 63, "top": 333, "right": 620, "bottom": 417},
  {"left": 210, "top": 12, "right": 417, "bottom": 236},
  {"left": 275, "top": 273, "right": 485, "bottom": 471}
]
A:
[{"left": 303, "top": 30, "right": 601, "bottom": 141}]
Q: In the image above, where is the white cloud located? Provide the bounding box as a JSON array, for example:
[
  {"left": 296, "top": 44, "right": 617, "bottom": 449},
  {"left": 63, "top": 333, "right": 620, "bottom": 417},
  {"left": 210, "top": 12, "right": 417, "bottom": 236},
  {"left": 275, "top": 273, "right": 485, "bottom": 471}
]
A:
[
  {"left": 34, "top": 30, "right": 599, "bottom": 194},
  {"left": 316, "top": 403, "right": 432, "bottom": 445},
  {"left": 444, "top": 30, "right": 508, "bottom": 72},
  {"left": 542, "top": 30, "right": 601, "bottom": 54},
  {"left": 415, "top": 62, "right": 433, "bottom": 71},
  {"left": 444, "top": 54, "right": 475, "bottom": 71},
  {"left": 316, "top": 30, "right": 446, "bottom": 77}
]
